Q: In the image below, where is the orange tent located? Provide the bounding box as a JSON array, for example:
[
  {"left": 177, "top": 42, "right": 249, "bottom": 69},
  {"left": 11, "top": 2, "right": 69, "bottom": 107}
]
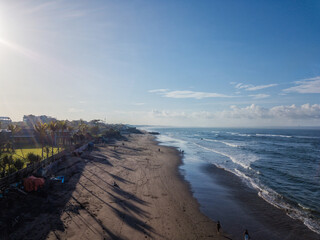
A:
[{"left": 23, "top": 176, "right": 45, "bottom": 192}]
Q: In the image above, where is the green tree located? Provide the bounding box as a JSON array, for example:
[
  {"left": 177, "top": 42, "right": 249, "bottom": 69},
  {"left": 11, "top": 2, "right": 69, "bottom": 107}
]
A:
[
  {"left": 58, "top": 120, "right": 68, "bottom": 148},
  {"left": 2, "top": 154, "right": 15, "bottom": 175},
  {"left": 7, "top": 124, "right": 21, "bottom": 152},
  {"left": 26, "top": 152, "right": 41, "bottom": 164},
  {"left": 45, "top": 146, "right": 50, "bottom": 159},
  {"left": 78, "top": 119, "right": 88, "bottom": 135},
  {"left": 34, "top": 122, "right": 48, "bottom": 159},
  {"left": 67, "top": 125, "right": 74, "bottom": 145},
  {"left": 48, "top": 121, "right": 58, "bottom": 156},
  {"left": 14, "top": 159, "right": 24, "bottom": 170}
]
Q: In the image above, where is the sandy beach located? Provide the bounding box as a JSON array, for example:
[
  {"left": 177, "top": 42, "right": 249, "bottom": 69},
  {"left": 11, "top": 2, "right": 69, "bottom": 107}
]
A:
[{"left": 4, "top": 133, "right": 229, "bottom": 240}]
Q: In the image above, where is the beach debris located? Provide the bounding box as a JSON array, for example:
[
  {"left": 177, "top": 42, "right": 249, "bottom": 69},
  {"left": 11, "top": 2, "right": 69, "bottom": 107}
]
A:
[
  {"left": 158, "top": 148, "right": 160, "bottom": 152},
  {"left": 10, "top": 182, "right": 21, "bottom": 188},
  {"left": 88, "top": 142, "right": 94, "bottom": 151},
  {"left": 15, "top": 188, "right": 27, "bottom": 195},
  {"left": 35, "top": 166, "right": 47, "bottom": 177},
  {"left": 11, "top": 216, "right": 21, "bottom": 228},
  {"left": 51, "top": 176, "right": 65, "bottom": 183},
  {"left": 23, "top": 176, "right": 45, "bottom": 192}
]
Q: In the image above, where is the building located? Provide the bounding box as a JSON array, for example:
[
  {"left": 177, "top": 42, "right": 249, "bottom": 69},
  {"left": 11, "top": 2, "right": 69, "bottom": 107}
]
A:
[
  {"left": 23, "top": 115, "right": 56, "bottom": 127},
  {"left": 0, "top": 117, "right": 12, "bottom": 126}
]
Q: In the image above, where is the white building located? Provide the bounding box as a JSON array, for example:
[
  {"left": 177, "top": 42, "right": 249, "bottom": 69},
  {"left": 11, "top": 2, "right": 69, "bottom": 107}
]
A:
[{"left": 0, "top": 117, "right": 12, "bottom": 126}]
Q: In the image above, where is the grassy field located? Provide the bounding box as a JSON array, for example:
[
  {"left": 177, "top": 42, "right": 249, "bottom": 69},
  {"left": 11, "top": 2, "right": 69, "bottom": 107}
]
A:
[{"left": 13, "top": 147, "right": 61, "bottom": 160}]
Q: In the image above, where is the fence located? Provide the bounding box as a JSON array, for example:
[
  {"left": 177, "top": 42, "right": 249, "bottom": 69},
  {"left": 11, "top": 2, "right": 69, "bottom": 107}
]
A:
[{"left": 0, "top": 146, "right": 77, "bottom": 191}]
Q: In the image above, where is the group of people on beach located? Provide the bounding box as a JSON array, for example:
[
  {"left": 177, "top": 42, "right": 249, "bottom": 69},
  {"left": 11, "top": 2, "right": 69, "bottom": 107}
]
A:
[{"left": 217, "top": 221, "right": 251, "bottom": 239}]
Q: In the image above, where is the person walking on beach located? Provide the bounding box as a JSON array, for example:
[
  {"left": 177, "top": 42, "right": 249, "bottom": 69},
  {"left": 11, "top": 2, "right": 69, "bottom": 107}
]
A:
[
  {"left": 217, "top": 221, "right": 221, "bottom": 233},
  {"left": 244, "top": 229, "right": 251, "bottom": 240}
]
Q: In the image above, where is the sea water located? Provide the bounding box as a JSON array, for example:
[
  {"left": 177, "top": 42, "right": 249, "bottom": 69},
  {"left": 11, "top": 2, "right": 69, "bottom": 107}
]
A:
[{"left": 141, "top": 127, "right": 320, "bottom": 235}]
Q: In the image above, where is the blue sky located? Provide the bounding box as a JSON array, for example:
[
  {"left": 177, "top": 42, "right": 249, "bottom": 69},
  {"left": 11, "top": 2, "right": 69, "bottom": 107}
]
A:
[{"left": 0, "top": 0, "right": 319, "bottom": 127}]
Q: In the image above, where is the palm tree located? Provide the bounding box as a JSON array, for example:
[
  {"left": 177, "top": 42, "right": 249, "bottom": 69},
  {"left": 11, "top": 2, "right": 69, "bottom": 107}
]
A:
[
  {"left": 59, "top": 120, "right": 67, "bottom": 147},
  {"left": 90, "top": 119, "right": 100, "bottom": 136},
  {"left": 48, "top": 121, "right": 58, "bottom": 157},
  {"left": 55, "top": 121, "right": 63, "bottom": 153},
  {"left": 34, "top": 122, "right": 48, "bottom": 159},
  {"left": 7, "top": 124, "right": 21, "bottom": 152},
  {"left": 45, "top": 146, "right": 50, "bottom": 159},
  {"left": 78, "top": 119, "right": 88, "bottom": 142},
  {"left": 71, "top": 132, "right": 80, "bottom": 145},
  {"left": 67, "top": 125, "right": 74, "bottom": 146}
]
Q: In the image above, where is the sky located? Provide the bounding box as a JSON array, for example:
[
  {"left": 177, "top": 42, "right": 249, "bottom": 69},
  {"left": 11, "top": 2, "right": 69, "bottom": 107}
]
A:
[{"left": 0, "top": 0, "right": 320, "bottom": 127}]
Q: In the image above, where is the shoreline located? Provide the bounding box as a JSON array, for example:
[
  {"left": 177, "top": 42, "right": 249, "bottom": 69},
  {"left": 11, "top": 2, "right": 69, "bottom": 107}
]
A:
[
  {"left": 4, "top": 133, "right": 227, "bottom": 239},
  {"left": 5, "top": 131, "right": 318, "bottom": 239},
  {"left": 150, "top": 128, "right": 320, "bottom": 239},
  {"left": 174, "top": 147, "right": 320, "bottom": 240}
]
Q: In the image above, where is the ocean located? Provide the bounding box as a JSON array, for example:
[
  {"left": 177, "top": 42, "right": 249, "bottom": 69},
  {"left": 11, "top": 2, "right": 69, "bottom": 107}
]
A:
[{"left": 141, "top": 127, "right": 320, "bottom": 236}]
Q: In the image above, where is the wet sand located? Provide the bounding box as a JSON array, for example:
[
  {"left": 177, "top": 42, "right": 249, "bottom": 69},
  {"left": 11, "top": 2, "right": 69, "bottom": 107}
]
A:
[
  {"left": 5, "top": 133, "right": 228, "bottom": 240},
  {"left": 179, "top": 161, "right": 320, "bottom": 240}
]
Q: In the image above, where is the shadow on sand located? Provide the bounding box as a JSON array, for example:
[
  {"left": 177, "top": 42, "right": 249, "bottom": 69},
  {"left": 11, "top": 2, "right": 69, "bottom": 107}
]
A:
[{"left": 1, "top": 141, "right": 155, "bottom": 240}]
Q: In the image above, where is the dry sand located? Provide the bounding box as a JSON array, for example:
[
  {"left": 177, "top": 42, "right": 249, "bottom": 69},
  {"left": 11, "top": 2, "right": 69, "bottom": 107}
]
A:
[{"left": 5, "top": 133, "right": 229, "bottom": 240}]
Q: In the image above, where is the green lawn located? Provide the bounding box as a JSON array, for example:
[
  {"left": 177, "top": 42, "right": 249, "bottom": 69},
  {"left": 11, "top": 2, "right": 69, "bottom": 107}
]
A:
[{"left": 13, "top": 147, "right": 61, "bottom": 161}]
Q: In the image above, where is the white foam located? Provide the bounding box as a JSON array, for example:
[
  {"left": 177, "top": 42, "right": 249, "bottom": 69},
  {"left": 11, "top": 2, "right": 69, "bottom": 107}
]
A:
[
  {"left": 298, "top": 203, "right": 312, "bottom": 211},
  {"left": 203, "top": 138, "right": 241, "bottom": 148},
  {"left": 233, "top": 169, "right": 320, "bottom": 235},
  {"left": 227, "top": 132, "right": 252, "bottom": 137},
  {"left": 156, "top": 134, "right": 188, "bottom": 149},
  {"left": 151, "top": 129, "right": 320, "bottom": 235},
  {"left": 194, "top": 143, "right": 254, "bottom": 169},
  {"left": 216, "top": 166, "right": 320, "bottom": 235},
  {"left": 255, "top": 133, "right": 293, "bottom": 138}
]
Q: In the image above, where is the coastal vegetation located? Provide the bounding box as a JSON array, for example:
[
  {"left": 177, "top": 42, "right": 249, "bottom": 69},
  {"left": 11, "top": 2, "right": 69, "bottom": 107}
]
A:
[{"left": 0, "top": 116, "right": 132, "bottom": 178}]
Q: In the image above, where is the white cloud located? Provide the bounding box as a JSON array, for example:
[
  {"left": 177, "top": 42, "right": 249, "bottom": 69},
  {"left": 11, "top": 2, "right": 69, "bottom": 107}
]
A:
[
  {"left": 221, "top": 103, "right": 320, "bottom": 119},
  {"left": 151, "top": 110, "right": 188, "bottom": 118},
  {"left": 150, "top": 103, "right": 320, "bottom": 120},
  {"left": 249, "top": 94, "right": 270, "bottom": 99},
  {"left": 163, "top": 91, "right": 232, "bottom": 99},
  {"left": 235, "top": 83, "right": 251, "bottom": 89},
  {"left": 283, "top": 77, "right": 320, "bottom": 93},
  {"left": 111, "top": 103, "right": 320, "bottom": 127},
  {"left": 148, "top": 89, "right": 169, "bottom": 93},
  {"left": 246, "top": 84, "right": 278, "bottom": 91},
  {"left": 149, "top": 89, "right": 232, "bottom": 99},
  {"left": 234, "top": 83, "right": 278, "bottom": 91}
]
